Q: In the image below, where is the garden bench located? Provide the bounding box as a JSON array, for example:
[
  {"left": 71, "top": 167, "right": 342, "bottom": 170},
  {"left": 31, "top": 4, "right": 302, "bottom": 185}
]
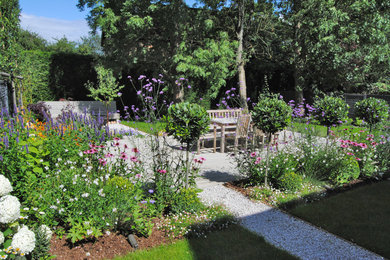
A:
[
  {"left": 197, "top": 109, "right": 244, "bottom": 153},
  {"left": 42, "top": 101, "right": 120, "bottom": 122}
]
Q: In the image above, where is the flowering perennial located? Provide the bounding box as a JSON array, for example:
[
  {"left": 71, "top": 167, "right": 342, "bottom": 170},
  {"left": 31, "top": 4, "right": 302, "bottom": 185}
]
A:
[
  {"left": 0, "top": 174, "right": 12, "bottom": 196},
  {"left": 0, "top": 195, "right": 21, "bottom": 223}
]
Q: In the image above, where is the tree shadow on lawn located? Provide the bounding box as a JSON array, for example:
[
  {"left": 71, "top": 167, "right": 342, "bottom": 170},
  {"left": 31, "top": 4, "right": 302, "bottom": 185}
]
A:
[
  {"left": 283, "top": 179, "right": 390, "bottom": 259},
  {"left": 187, "top": 224, "right": 296, "bottom": 260}
]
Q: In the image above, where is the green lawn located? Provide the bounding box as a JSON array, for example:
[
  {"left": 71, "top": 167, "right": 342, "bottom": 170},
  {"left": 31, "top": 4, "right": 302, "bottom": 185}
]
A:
[
  {"left": 115, "top": 224, "right": 297, "bottom": 260},
  {"left": 288, "top": 181, "right": 390, "bottom": 258},
  {"left": 290, "top": 121, "right": 387, "bottom": 138},
  {"left": 121, "top": 120, "right": 166, "bottom": 135}
]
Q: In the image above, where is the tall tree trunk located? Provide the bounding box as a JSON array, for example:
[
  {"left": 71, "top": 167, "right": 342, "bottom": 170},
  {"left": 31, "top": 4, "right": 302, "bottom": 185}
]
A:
[
  {"left": 236, "top": 0, "right": 248, "bottom": 110},
  {"left": 293, "top": 21, "right": 304, "bottom": 103}
]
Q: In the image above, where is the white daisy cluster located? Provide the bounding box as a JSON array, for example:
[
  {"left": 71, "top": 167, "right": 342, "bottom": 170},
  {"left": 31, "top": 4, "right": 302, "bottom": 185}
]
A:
[{"left": 0, "top": 195, "right": 20, "bottom": 224}]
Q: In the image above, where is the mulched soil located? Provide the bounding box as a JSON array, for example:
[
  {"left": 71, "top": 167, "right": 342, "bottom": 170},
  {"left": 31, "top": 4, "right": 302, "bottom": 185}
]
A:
[{"left": 49, "top": 219, "right": 176, "bottom": 260}]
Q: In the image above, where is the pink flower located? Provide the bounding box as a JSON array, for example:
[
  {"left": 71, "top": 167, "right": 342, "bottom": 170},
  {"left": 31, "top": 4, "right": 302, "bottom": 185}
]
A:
[
  {"left": 200, "top": 157, "right": 206, "bottom": 161},
  {"left": 359, "top": 143, "right": 368, "bottom": 149},
  {"left": 130, "top": 156, "right": 138, "bottom": 162},
  {"left": 132, "top": 147, "right": 139, "bottom": 153},
  {"left": 340, "top": 144, "right": 348, "bottom": 148},
  {"left": 355, "top": 157, "right": 362, "bottom": 161},
  {"left": 254, "top": 157, "right": 261, "bottom": 164},
  {"left": 347, "top": 152, "right": 354, "bottom": 156},
  {"left": 98, "top": 158, "right": 107, "bottom": 166},
  {"left": 113, "top": 142, "right": 120, "bottom": 147},
  {"left": 135, "top": 174, "right": 141, "bottom": 178},
  {"left": 250, "top": 152, "right": 256, "bottom": 157},
  {"left": 120, "top": 153, "right": 128, "bottom": 160},
  {"left": 105, "top": 153, "right": 113, "bottom": 158},
  {"left": 124, "top": 144, "right": 128, "bottom": 149},
  {"left": 158, "top": 169, "right": 167, "bottom": 174},
  {"left": 114, "top": 137, "right": 120, "bottom": 141}
]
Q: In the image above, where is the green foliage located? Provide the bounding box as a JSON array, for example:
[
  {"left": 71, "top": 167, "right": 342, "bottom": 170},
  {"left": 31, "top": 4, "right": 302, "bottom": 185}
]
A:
[
  {"left": 85, "top": 65, "right": 124, "bottom": 110},
  {"left": 313, "top": 96, "right": 349, "bottom": 128},
  {"left": 164, "top": 102, "right": 210, "bottom": 146},
  {"left": 18, "top": 29, "right": 48, "bottom": 51},
  {"left": 251, "top": 95, "right": 292, "bottom": 134},
  {"left": 375, "top": 137, "right": 390, "bottom": 174},
  {"left": 277, "top": 0, "right": 390, "bottom": 93},
  {"left": 31, "top": 226, "right": 52, "bottom": 260},
  {"left": 175, "top": 32, "right": 237, "bottom": 99},
  {"left": 18, "top": 50, "right": 54, "bottom": 103},
  {"left": 354, "top": 97, "right": 389, "bottom": 128},
  {"left": 367, "top": 82, "right": 390, "bottom": 95},
  {"left": 331, "top": 155, "right": 360, "bottom": 185},
  {"left": 0, "top": 0, "right": 21, "bottom": 72},
  {"left": 277, "top": 172, "right": 303, "bottom": 192},
  {"left": 46, "top": 37, "right": 78, "bottom": 53},
  {"left": 168, "top": 188, "right": 205, "bottom": 214}
]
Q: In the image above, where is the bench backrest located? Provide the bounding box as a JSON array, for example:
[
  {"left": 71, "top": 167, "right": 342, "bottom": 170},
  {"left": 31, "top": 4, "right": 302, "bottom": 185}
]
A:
[{"left": 207, "top": 109, "right": 242, "bottom": 119}]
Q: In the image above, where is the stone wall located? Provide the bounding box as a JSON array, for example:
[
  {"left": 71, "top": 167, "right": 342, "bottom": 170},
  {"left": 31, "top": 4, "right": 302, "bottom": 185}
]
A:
[{"left": 42, "top": 101, "right": 119, "bottom": 120}]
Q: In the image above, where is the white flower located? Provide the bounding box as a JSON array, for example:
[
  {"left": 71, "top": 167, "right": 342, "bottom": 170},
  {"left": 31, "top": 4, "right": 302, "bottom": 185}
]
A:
[
  {"left": 11, "top": 226, "right": 35, "bottom": 254},
  {"left": 0, "top": 231, "right": 4, "bottom": 244},
  {"left": 0, "top": 175, "right": 13, "bottom": 196},
  {"left": 39, "top": 225, "right": 52, "bottom": 241},
  {"left": 0, "top": 195, "right": 20, "bottom": 223}
]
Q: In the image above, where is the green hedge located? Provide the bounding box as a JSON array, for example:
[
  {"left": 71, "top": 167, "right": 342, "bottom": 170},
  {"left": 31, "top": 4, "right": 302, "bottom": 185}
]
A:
[
  {"left": 19, "top": 50, "right": 55, "bottom": 103},
  {"left": 18, "top": 51, "right": 97, "bottom": 104}
]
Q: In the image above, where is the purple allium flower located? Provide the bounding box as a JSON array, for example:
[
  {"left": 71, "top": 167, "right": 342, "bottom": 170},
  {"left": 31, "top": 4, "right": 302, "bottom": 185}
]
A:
[
  {"left": 138, "top": 75, "right": 146, "bottom": 80},
  {"left": 117, "top": 92, "right": 122, "bottom": 97},
  {"left": 188, "top": 85, "right": 191, "bottom": 89},
  {"left": 137, "top": 90, "right": 142, "bottom": 95}
]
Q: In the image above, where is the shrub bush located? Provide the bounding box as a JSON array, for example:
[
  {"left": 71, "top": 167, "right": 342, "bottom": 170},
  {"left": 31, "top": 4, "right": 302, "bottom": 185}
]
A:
[
  {"left": 313, "top": 96, "right": 349, "bottom": 129},
  {"left": 354, "top": 97, "right": 389, "bottom": 130},
  {"left": 168, "top": 188, "right": 205, "bottom": 214},
  {"left": 375, "top": 136, "right": 390, "bottom": 174},
  {"left": 251, "top": 94, "right": 292, "bottom": 135},
  {"left": 27, "top": 102, "right": 50, "bottom": 121},
  {"left": 276, "top": 172, "right": 303, "bottom": 192},
  {"left": 164, "top": 102, "right": 210, "bottom": 146}
]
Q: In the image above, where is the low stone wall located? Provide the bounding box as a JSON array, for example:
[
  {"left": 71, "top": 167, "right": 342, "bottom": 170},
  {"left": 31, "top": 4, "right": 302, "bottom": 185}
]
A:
[{"left": 42, "top": 101, "right": 119, "bottom": 120}]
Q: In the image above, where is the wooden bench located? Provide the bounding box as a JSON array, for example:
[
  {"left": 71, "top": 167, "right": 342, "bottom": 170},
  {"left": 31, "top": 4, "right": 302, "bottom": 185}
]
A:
[
  {"left": 198, "top": 109, "right": 244, "bottom": 153},
  {"left": 207, "top": 109, "right": 242, "bottom": 119}
]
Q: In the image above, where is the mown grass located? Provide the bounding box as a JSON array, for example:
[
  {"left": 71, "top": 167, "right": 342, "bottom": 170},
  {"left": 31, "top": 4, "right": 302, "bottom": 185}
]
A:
[
  {"left": 116, "top": 224, "right": 297, "bottom": 260},
  {"left": 287, "top": 181, "right": 390, "bottom": 258},
  {"left": 121, "top": 120, "right": 166, "bottom": 135},
  {"left": 290, "top": 121, "right": 387, "bottom": 138}
]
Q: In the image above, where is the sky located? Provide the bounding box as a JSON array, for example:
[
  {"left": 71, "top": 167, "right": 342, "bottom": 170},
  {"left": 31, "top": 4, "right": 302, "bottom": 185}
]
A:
[{"left": 19, "top": 0, "right": 197, "bottom": 43}]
